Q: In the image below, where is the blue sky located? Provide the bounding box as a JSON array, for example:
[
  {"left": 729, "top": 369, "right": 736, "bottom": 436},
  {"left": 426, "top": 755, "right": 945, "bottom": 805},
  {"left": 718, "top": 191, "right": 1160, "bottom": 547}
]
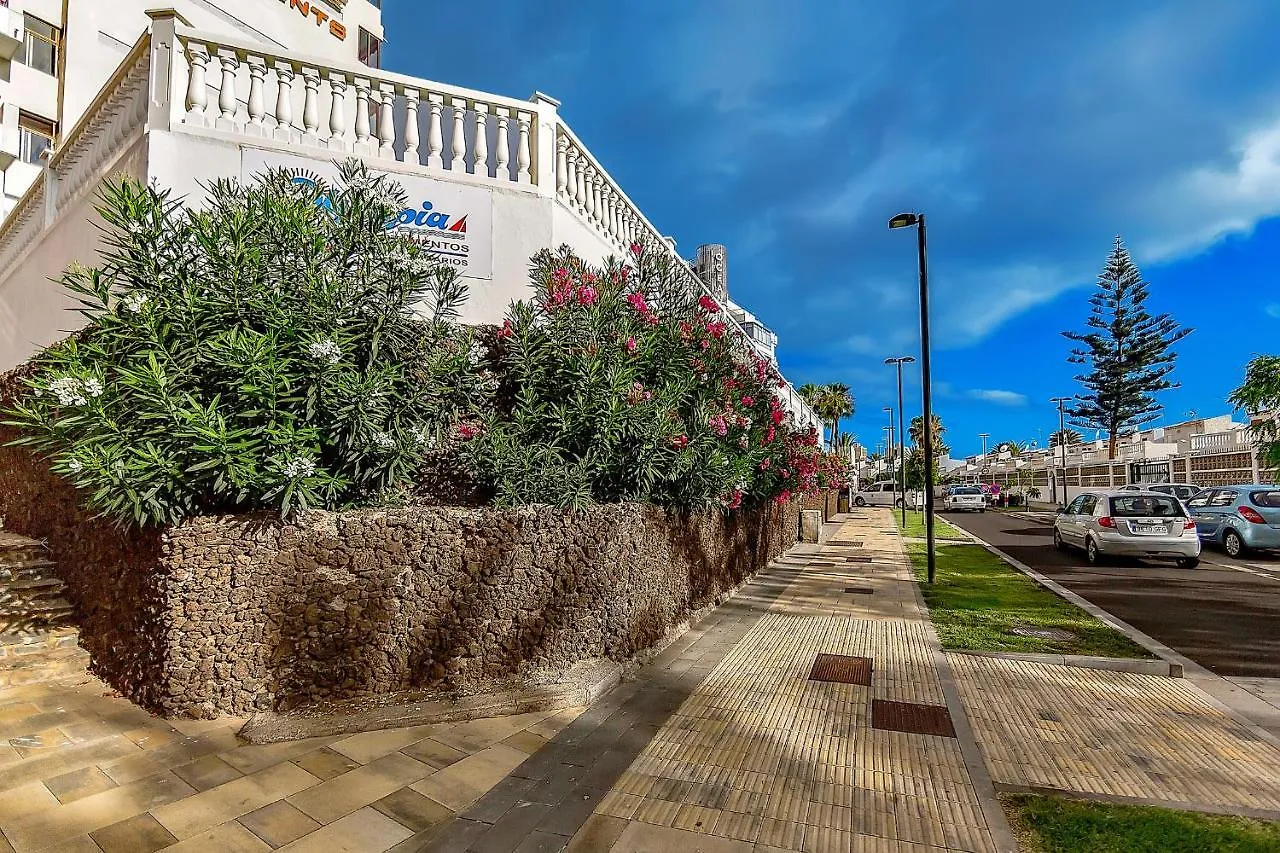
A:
[{"left": 383, "top": 1, "right": 1280, "bottom": 459}]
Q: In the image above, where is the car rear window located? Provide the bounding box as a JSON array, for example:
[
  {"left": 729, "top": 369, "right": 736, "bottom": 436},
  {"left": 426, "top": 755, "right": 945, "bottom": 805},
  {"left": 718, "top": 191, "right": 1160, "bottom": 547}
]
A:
[
  {"left": 1251, "top": 490, "right": 1280, "bottom": 508},
  {"left": 953, "top": 487, "right": 981, "bottom": 495},
  {"left": 1110, "top": 496, "right": 1183, "bottom": 517}
]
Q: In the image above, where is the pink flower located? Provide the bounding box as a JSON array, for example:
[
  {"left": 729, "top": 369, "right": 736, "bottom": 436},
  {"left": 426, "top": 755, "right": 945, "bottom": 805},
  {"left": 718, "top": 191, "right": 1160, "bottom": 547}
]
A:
[
  {"left": 722, "top": 489, "right": 744, "bottom": 510},
  {"left": 759, "top": 458, "right": 772, "bottom": 470},
  {"left": 456, "top": 422, "right": 480, "bottom": 440},
  {"left": 643, "top": 390, "right": 653, "bottom": 401},
  {"left": 584, "top": 272, "right": 598, "bottom": 284},
  {"left": 553, "top": 267, "right": 570, "bottom": 282},
  {"left": 496, "top": 319, "right": 514, "bottom": 340},
  {"left": 700, "top": 340, "right": 711, "bottom": 350},
  {"left": 741, "top": 395, "right": 755, "bottom": 407},
  {"left": 629, "top": 242, "right": 643, "bottom": 256},
  {"left": 626, "top": 336, "right": 638, "bottom": 353},
  {"left": 765, "top": 425, "right": 777, "bottom": 444},
  {"left": 577, "top": 286, "right": 599, "bottom": 306},
  {"left": 626, "top": 292, "right": 650, "bottom": 315},
  {"left": 706, "top": 321, "right": 726, "bottom": 339},
  {"left": 775, "top": 489, "right": 792, "bottom": 505},
  {"left": 671, "top": 434, "right": 689, "bottom": 449},
  {"left": 771, "top": 409, "right": 785, "bottom": 425},
  {"left": 738, "top": 435, "right": 749, "bottom": 449},
  {"left": 698, "top": 295, "right": 719, "bottom": 313}
]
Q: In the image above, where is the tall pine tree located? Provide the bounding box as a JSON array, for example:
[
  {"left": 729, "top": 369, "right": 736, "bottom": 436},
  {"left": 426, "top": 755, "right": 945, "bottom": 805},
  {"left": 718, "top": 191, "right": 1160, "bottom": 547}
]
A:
[{"left": 1062, "top": 237, "right": 1191, "bottom": 460}]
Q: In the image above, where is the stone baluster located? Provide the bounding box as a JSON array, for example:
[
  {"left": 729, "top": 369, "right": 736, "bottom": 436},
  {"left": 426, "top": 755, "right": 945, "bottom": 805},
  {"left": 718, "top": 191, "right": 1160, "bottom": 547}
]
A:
[
  {"left": 600, "top": 185, "right": 613, "bottom": 236},
  {"left": 377, "top": 83, "right": 396, "bottom": 159},
  {"left": 301, "top": 68, "right": 320, "bottom": 144},
  {"left": 354, "top": 79, "right": 373, "bottom": 154},
  {"left": 472, "top": 103, "right": 489, "bottom": 176},
  {"left": 516, "top": 111, "right": 533, "bottom": 184},
  {"left": 450, "top": 99, "right": 467, "bottom": 170},
  {"left": 403, "top": 89, "right": 421, "bottom": 164},
  {"left": 494, "top": 107, "right": 510, "bottom": 181},
  {"left": 592, "top": 171, "right": 605, "bottom": 226},
  {"left": 555, "top": 136, "right": 569, "bottom": 199},
  {"left": 584, "top": 167, "right": 598, "bottom": 222},
  {"left": 184, "top": 45, "right": 210, "bottom": 125},
  {"left": 325, "top": 71, "right": 347, "bottom": 149},
  {"left": 574, "top": 150, "right": 587, "bottom": 212},
  {"left": 214, "top": 49, "right": 239, "bottom": 131},
  {"left": 425, "top": 94, "right": 444, "bottom": 169},
  {"left": 272, "top": 63, "right": 296, "bottom": 142},
  {"left": 611, "top": 190, "right": 623, "bottom": 241},
  {"left": 246, "top": 58, "right": 266, "bottom": 135}
]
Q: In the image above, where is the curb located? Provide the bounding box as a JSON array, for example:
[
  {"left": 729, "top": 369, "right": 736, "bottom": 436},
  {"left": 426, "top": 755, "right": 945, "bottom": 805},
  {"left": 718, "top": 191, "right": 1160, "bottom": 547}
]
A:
[
  {"left": 994, "top": 782, "right": 1280, "bottom": 824},
  {"left": 949, "top": 649, "right": 1181, "bottom": 678},
  {"left": 960, "top": 526, "right": 1280, "bottom": 748}
]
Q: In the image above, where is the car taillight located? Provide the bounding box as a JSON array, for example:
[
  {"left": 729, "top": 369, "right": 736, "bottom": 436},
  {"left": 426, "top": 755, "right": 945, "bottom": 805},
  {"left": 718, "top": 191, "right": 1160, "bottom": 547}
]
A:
[
  {"left": 1239, "top": 507, "right": 1266, "bottom": 524},
  {"left": 1183, "top": 518, "right": 1196, "bottom": 530},
  {"left": 1098, "top": 517, "right": 1115, "bottom": 528}
]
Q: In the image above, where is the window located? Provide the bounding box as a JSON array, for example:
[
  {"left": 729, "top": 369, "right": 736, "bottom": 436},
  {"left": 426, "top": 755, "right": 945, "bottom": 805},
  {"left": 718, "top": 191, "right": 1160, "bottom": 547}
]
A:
[
  {"left": 953, "top": 487, "right": 981, "bottom": 495},
  {"left": 358, "top": 27, "right": 381, "bottom": 69},
  {"left": 1110, "top": 495, "right": 1182, "bottom": 518},
  {"left": 18, "top": 112, "right": 56, "bottom": 165},
  {"left": 1066, "top": 496, "right": 1087, "bottom": 515},
  {"left": 1078, "top": 495, "right": 1097, "bottom": 515},
  {"left": 1209, "top": 490, "right": 1237, "bottom": 508},
  {"left": 1186, "top": 492, "right": 1211, "bottom": 509},
  {"left": 1250, "top": 490, "right": 1280, "bottom": 509},
  {"left": 23, "top": 15, "right": 60, "bottom": 76}
]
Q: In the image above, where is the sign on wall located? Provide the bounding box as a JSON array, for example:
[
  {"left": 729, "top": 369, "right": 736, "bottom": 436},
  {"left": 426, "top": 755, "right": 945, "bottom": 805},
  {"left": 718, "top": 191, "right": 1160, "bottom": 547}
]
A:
[{"left": 242, "top": 149, "right": 494, "bottom": 281}]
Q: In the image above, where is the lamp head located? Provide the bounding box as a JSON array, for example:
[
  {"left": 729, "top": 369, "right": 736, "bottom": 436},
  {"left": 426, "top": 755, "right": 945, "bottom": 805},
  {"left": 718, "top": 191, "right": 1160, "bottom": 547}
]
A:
[{"left": 888, "top": 213, "right": 919, "bottom": 229}]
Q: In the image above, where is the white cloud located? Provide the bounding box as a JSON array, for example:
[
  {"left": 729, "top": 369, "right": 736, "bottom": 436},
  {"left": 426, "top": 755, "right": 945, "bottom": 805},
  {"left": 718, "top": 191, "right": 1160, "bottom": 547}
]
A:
[
  {"left": 1267, "top": 303, "right": 1280, "bottom": 319},
  {"left": 968, "top": 389, "right": 1029, "bottom": 406}
]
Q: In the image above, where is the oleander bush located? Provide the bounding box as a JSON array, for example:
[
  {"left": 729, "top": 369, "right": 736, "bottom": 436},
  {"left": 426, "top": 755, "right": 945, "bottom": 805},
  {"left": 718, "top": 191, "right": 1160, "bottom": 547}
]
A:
[
  {"left": 463, "top": 244, "right": 847, "bottom": 509},
  {"left": 4, "top": 160, "right": 491, "bottom": 527}
]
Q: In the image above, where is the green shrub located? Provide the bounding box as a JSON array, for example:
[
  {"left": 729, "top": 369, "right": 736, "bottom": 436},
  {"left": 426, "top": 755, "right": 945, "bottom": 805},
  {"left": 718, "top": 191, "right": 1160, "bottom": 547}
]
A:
[
  {"left": 4, "top": 160, "right": 489, "bottom": 527},
  {"left": 464, "top": 244, "right": 837, "bottom": 509}
]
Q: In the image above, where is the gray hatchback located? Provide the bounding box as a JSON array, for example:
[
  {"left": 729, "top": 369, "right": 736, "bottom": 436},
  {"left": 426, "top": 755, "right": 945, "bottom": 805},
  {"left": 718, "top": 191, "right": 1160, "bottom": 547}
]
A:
[{"left": 1053, "top": 490, "right": 1201, "bottom": 568}]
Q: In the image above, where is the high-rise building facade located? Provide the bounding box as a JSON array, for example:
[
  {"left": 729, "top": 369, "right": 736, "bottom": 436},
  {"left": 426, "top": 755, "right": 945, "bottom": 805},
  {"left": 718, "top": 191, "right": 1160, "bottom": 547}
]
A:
[{"left": 0, "top": 0, "right": 384, "bottom": 218}]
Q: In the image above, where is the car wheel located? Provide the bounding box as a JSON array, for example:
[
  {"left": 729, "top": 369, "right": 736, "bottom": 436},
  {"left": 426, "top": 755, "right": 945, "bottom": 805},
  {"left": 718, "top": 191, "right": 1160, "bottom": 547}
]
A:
[
  {"left": 1224, "top": 529, "right": 1246, "bottom": 558},
  {"left": 1176, "top": 557, "right": 1200, "bottom": 569},
  {"left": 1085, "top": 537, "right": 1105, "bottom": 566},
  {"left": 1053, "top": 528, "right": 1066, "bottom": 551},
  {"left": 854, "top": 497, "right": 866, "bottom": 507},
  {"left": 895, "top": 498, "right": 905, "bottom": 508},
  {"left": 979, "top": 507, "right": 986, "bottom": 513}
]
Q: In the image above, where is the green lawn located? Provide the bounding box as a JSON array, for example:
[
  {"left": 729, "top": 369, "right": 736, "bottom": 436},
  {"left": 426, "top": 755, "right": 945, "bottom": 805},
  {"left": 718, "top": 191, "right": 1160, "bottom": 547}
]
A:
[
  {"left": 896, "top": 510, "right": 968, "bottom": 541},
  {"left": 907, "top": 541, "right": 1152, "bottom": 658},
  {"left": 1004, "top": 793, "right": 1280, "bottom": 853}
]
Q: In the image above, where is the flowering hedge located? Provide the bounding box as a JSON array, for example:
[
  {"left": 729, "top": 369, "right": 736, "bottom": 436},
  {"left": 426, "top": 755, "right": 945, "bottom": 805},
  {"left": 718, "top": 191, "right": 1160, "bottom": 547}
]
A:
[
  {"left": 3, "top": 161, "right": 491, "bottom": 527},
  {"left": 465, "top": 244, "right": 845, "bottom": 510}
]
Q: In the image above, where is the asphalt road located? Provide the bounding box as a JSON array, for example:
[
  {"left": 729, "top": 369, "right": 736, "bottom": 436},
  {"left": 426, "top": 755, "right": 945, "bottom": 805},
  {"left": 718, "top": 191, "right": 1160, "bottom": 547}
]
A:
[{"left": 944, "top": 510, "right": 1280, "bottom": 678}]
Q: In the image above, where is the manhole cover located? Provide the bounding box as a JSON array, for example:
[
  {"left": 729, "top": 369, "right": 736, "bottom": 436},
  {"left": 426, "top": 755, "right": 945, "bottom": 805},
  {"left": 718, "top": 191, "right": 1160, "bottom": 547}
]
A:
[
  {"left": 871, "top": 700, "right": 956, "bottom": 738},
  {"left": 843, "top": 586, "right": 874, "bottom": 595},
  {"left": 808, "top": 654, "right": 872, "bottom": 686},
  {"left": 845, "top": 555, "right": 872, "bottom": 563},
  {"left": 1011, "top": 627, "right": 1077, "bottom": 641}
]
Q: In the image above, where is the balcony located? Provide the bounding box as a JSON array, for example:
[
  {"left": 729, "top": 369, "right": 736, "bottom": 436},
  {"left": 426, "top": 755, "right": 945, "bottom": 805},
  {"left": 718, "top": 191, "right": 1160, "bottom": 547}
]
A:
[
  {"left": 0, "top": 4, "right": 21, "bottom": 62},
  {"left": 1190, "top": 430, "right": 1252, "bottom": 453}
]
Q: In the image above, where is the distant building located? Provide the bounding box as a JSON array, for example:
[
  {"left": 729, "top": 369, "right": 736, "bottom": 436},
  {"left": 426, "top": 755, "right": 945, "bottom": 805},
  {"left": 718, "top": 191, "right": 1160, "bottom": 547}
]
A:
[{"left": 691, "top": 243, "right": 780, "bottom": 366}]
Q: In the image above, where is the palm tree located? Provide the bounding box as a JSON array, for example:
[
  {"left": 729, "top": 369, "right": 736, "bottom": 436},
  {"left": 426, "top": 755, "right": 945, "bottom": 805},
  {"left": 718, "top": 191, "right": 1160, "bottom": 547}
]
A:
[
  {"left": 1050, "top": 428, "right": 1083, "bottom": 448},
  {"left": 909, "top": 414, "right": 948, "bottom": 455},
  {"left": 799, "top": 383, "right": 855, "bottom": 449}
]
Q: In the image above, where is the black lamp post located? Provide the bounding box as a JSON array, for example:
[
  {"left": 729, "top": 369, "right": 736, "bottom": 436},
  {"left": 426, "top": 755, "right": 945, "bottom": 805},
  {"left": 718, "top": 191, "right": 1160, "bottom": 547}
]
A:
[
  {"left": 882, "top": 411, "right": 896, "bottom": 510},
  {"left": 1051, "top": 396, "right": 1070, "bottom": 507},
  {"left": 888, "top": 212, "right": 936, "bottom": 583},
  {"left": 885, "top": 356, "right": 915, "bottom": 527}
]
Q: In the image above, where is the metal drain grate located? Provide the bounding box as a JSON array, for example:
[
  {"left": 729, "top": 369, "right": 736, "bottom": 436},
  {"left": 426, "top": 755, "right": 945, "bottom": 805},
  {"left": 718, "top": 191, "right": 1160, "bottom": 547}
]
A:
[
  {"left": 809, "top": 561, "right": 837, "bottom": 568},
  {"left": 808, "top": 654, "right": 872, "bottom": 686},
  {"left": 825, "top": 541, "right": 865, "bottom": 548},
  {"left": 845, "top": 555, "right": 872, "bottom": 563},
  {"left": 843, "top": 586, "right": 874, "bottom": 595},
  {"left": 871, "top": 700, "right": 956, "bottom": 737}
]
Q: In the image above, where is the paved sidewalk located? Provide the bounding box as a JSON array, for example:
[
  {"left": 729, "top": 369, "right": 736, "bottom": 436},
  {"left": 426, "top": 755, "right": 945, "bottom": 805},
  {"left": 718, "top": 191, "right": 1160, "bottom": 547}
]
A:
[{"left": 428, "top": 510, "right": 1009, "bottom": 852}]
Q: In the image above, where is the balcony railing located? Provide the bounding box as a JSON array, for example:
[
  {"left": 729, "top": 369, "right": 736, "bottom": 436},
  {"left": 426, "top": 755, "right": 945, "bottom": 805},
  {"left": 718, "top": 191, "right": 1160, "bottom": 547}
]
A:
[
  {"left": 1190, "top": 430, "right": 1252, "bottom": 453},
  {"left": 0, "top": 14, "right": 822, "bottom": 432}
]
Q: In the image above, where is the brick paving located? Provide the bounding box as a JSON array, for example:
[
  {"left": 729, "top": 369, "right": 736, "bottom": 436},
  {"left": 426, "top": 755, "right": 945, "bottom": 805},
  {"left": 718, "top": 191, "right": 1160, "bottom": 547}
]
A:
[
  {"left": 429, "top": 510, "right": 1007, "bottom": 852},
  {"left": 950, "top": 653, "right": 1280, "bottom": 815}
]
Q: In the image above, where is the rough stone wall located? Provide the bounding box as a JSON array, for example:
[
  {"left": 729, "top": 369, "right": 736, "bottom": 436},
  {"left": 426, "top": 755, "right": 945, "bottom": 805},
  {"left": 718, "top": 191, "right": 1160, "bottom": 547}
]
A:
[{"left": 158, "top": 500, "right": 798, "bottom": 717}]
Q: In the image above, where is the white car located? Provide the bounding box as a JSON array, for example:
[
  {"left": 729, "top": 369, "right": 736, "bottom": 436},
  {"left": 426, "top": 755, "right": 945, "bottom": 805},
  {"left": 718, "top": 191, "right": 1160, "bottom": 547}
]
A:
[
  {"left": 853, "top": 481, "right": 923, "bottom": 508},
  {"left": 943, "top": 486, "right": 986, "bottom": 513},
  {"left": 1118, "top": 483, "right": 1202, "bottom": 502}
]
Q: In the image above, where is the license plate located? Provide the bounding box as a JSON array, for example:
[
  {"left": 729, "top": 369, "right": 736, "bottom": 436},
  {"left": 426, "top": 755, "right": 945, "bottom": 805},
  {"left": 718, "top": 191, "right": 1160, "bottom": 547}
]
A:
[{"left": 1135, "top": 525, "right": 1163, "bottom": 534}]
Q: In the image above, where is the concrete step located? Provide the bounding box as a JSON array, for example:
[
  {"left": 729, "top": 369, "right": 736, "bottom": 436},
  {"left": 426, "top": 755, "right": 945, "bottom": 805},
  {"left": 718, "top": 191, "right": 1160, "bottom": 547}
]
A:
[
  {"left": 0, "top": 628, "right": 90, "bottom": 687},
  {"left": 0, "top": 530, "right": 72, "bottom": 634}
]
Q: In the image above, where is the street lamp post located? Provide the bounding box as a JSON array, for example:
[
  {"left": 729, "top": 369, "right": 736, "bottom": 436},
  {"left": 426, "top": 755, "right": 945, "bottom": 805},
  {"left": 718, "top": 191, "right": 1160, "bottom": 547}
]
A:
[
  {"left": 885, "top": 357, "right": 915, "bottom": 527},
  {"left": 889, "top": 212, "right": 936, "bottom": 583},
  {"left": 1050, "top": 397, "right": 1070, "bottom": 507},
  {"left": 978, "top": 433, "right": 989, "bottom": 471},
  {"left": 882, "top": 410, "right": 896, "bottom": 510}
]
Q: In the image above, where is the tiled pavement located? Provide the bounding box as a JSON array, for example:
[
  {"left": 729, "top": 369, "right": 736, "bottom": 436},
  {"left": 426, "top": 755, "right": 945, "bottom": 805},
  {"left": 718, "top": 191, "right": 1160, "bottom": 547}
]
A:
[
  {"left": 950, "top": 653, "right": 1280, "bottom": 816},
  {"left": 0, "top": 665, "right": 586, "bottom": 852},
  {"left": 426, "top": 511, "right": 1008, "bottom": 852}
]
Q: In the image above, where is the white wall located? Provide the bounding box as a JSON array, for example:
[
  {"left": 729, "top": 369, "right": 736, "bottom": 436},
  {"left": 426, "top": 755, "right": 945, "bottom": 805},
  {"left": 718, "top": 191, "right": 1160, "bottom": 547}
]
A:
[{"left": 0, "top": 137, "right": 148, "bottom": 368}]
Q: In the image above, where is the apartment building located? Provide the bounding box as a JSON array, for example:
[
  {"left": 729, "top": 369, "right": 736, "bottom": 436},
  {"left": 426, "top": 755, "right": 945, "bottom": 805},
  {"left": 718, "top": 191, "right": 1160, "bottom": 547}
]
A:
[{"left": 0, "top": 0, "right": 384, "bottom": 218}]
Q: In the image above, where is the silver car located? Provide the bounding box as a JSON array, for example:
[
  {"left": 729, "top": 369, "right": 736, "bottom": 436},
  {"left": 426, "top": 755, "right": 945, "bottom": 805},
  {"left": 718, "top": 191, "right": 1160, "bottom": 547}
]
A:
[
  {"left": 1118, "top": 482, "right": 1202, "bottom": 501},
  {"left": 1053, "top": 490, "right": 1201, "bottom": 568}
]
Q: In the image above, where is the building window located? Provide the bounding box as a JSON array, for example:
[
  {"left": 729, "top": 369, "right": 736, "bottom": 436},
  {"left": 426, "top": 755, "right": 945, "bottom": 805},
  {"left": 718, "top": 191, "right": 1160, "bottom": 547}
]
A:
[
  {"left": 18, "top": 113, "right": 56, "bottom": 165},
  {"left": 358, "top": 27, "right": 381, "bottom": 69},
  {"left": 22, "top": 15, "right": 60, "bottom": 76}
]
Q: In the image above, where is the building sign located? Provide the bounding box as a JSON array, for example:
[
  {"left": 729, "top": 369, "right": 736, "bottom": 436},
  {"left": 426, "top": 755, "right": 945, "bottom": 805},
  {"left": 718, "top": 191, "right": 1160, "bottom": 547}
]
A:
[
  {"left": 276, "top": 0, "right": 348, "bottom": 41},
  {"left": 242, "top": 149, "right": 494, "bottom": 280}
]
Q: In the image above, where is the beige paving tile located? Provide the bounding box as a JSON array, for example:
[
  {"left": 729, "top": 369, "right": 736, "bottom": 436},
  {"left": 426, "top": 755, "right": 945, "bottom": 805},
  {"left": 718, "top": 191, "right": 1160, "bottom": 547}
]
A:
[
  {"left": 408, "top": 743, "right": 528, "bottom": 811},
  {"left": 89, "top": 812, "right": 178, "bottom": 853},
  {"left": 287, "top": 752, "right": 434, "bottom": 824},
  {"left": 527, "top": 707, "right": 587, "bottom": 740},
  {"left": 370, "top": 786, "right": 453, "bottom": 833},
  {"left": 31, "top": 836, "right": 101, "bottom": 853},
  {"left": 162, "top": 820, "right": 274, "bottom": 853},
  {"left": 291, "top": 747, "right": 361, "bottom": 781},
  {"left": 327, "top": 727, "right": 435, "bottom": 765},
  {"left": 238, "top": 800, "right": 322, "bottom": 848},
  {"left": 6, "top": 771, "right": 196, "bottom": 852},
  {"left": 216, "top": 737, "right": 338, "bottom": 776},
  {"left": 611, "top": 820, "right": 756, "bottom": 853},
  {"left": 274, "top": 806, "right": 413, "bottom": 853},
  {"left": 564, "top": 814, "right": 629, "bottom": 853},
  {"left": 172, "top": 755, "right": 244, "bottom": 792},
  {"left": 397, "top": 738, "right": 468, "bottom": 771},
  {"left": 0, "top": 780, "right": 60, "bottom": 823},
  {"left": 500, "top": 730, "right": 549, "bottom": 755},
  {"left": 0, "top": 735, "right": 141, "bottom": 790},
  {"left": 151, "top": 761, "right": 321, "bottom": 840}
]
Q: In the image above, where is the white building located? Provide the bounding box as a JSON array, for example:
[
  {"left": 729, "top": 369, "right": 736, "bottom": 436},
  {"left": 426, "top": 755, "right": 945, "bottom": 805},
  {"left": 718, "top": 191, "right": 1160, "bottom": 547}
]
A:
[
  {"left": 1, "top": 0, "right": 384, "bottom": 219},
  {"left": 0, "top": 5, "right": 822, "bottom": 430}
]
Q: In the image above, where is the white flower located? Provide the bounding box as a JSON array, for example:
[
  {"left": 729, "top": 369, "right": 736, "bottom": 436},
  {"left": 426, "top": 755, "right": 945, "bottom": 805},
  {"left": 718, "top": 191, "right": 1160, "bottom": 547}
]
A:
[
  {"left": 414, "top": 429, "right": 437, "bottom": 449},
  {"left": 48, "top": 377, "right": 88, "bottom": 407},
  {"left": 372, "top": 432, "right": 395, "bottom": 451},
  {"left": 67, "top": 459, "right": 84, "bottom": 473},
  {"left": 307, "top": 339, "right": 342, "bottom": 366},
  {"left": 468, "top": 341, "right": 484, "bottom": 364},
  {"left": 120, "top": 292, "right": 148, "bottom": 313},
  {"left": 82, "top": 378, "right": 104, "bottom": 399},
  {"left": 282, "top": 457, "right": 317, "bottom": 480}
]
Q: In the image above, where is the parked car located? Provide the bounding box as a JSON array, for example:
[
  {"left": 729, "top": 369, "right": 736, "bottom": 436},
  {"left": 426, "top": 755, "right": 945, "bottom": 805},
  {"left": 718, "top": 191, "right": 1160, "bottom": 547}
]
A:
[
  {"left": 853, "top": 481, "right": 923, "bottom": 508},
  {"left": 1186, "top": 485, "right": 1280, "bottom": 557},
  {"left": 942, "top": 485, "right": 986, "bottom": 513},
  {"left": 1053, "top": 490, "right": 1200, "bottom": 568},
  {"left": 1118, "top": 483, "right": 1202, "bottom": 501}
]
